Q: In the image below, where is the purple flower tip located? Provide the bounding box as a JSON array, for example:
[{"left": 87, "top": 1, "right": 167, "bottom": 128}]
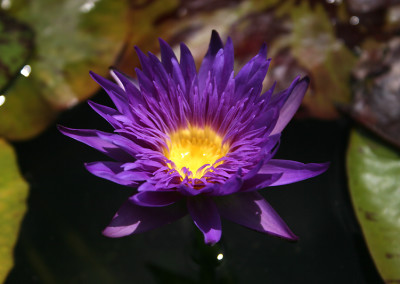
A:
[{"left": 60, "top": 31, "right": 329, "bottom": 244}]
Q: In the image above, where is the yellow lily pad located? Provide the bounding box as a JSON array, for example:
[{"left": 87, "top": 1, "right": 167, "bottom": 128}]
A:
[{"left": 0, "top": 139, "right": 29, "bottom": 281}]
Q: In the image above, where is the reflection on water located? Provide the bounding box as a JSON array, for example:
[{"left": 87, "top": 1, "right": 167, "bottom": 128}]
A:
[
  {"left": 0, "top": 95, "right": 6, "bottom": 107},
  {"left": 20, "top": 65, "right": 32, "bottom": 78},
  {"left": 349, "top": 15, "right": 360, "bottom": 25},
  {"left": 79, "top": 0, "right": 99, "bottom": 13},
  {"left": 1, "top": 0, "right": 11, "bottom": 10}
]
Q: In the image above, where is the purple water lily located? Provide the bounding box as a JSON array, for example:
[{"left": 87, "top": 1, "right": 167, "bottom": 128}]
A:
[{"left": 59, "top": 31, "right": 329, "bottom": 245}]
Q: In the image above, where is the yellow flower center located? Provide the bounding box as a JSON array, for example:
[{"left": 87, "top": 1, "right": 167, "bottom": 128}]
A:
[{"left": 165, "top": 126, "right": 229, "bottom": 179}]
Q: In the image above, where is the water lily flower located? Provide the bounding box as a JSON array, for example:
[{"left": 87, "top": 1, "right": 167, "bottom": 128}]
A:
[{"left": 59, "top": 31, "right": 329, "bottom": 245}]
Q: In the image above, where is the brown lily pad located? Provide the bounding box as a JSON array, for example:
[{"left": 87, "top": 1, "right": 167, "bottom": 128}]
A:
[{"left": 349, "top": 38, "right": 400, "bottom": 149}]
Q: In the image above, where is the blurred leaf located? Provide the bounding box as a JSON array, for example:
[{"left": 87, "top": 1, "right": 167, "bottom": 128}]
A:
[
  {"left": 0, "top": 74, "right": 56, "bottom": 140},
  {"left": 113, "top": 0, "right": 179, "bottom": 74},
  {"left": 0, "top": 0, "right": 131, "bottom": 140},
  {"left": 0, "top": 139, "right": 29, "bottom": 281},
  {"left": 347, "top": 0, "right": 388, "bottom": 13},
  {"left": 289, "top": 3, "right": 357, "bottom": 119},
  {"left": 347, "top": 129, "right": 400, "bottom": 282},
  {"left": 349, "top": 38, "right": 400, "bottom": 149},
  {"left": 0, "top": 11, "right": 33, "bottom": 92},
  {"left": 9, "top": 0, "right": 130, "bottom": 107}
]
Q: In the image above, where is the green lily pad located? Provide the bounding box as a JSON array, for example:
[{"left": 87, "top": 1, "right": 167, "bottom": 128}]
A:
[
  {"left": 0, "top": 0, "right": 131, "bottom": 140},
  {"left": 347, "top": 129, "right": 400, "bottom": 282},
  {"left": 0, "top": 73, "right": 56, "bottom": 140},
  {"left": 8, "top": 0, "right": 130, "bottom": 107},
  {"left": 0, "top": 139, "right": 29, "bottom": 282}
]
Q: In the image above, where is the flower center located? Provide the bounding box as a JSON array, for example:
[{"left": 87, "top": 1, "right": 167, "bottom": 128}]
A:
[{"left": 166, "top": 126, "right": 229, "bottom": 179}]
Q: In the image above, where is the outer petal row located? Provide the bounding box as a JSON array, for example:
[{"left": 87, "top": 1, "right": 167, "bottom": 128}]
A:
[
  {"left": 103, "top": 191, "right": 297, "bottom": 243},
  {"left": 58, "top": 126, "right": 135, "bottom": 162},
  {"left": 188, "top": 197, "right": 222, "bottom": 245},
  {"left": 215, "top": 191, "right": 298, "bottom": 240},
  {"left": 260, "top": 159, "right": 330, "bottom": 186},
  {"left": 102, "top": 201, "right": 187, "bottom": 238}
]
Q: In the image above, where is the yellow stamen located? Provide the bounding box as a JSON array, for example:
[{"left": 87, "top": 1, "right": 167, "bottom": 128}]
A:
[{"left": 165, "top": 126, "right": 229, "bottom": 179}]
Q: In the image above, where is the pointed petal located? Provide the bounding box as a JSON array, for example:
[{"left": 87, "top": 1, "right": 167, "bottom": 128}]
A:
[
  {"left": 259, "top": 159, "right": 330, "bottom": 186},
  {"left": 198, "top": 30, "right": 224, "bottom": 91},
  {"left": 89, "top": 71, "right": 123, "bottom": 96},
  {"left": 95, "top": 131, "right": 153, "bottom": 157},
  {"left": 89, "top": 71, "right": 133, "bottom": 118},
  {"left": 223, "top": 37, "right": 234, "bottom": 77},
  {"left": 110, "top": 70, "right": 143, "bottom": 107},
  {"left": 179, "top": 43, "right": 197, "bottom": 91},
  {"left": 159, "top": 38, "right": 178, "bottom": 74},
  {"left": 270, "top": 77, "right": 309, "bottom": 135},
  {"left": 234, "top": 44, "right": 269, "bottom": 99},
  {"left": 134, "top": 46, "right": 152, "bottom": 77},
  {"left": 187, "top": 197, "right": 222, "bottom": 245},
  {"left": 87, "top": 100, "right": 123, "bottom": 129},
  {"left": 85, "top": 161, "right": 149, "bottom": 187},
  {"left": 130, "top": 191, "right": 182, "bottom": 207},
  {"left": 58, "top": 126, "right": 132, "bottom": 161},
  {"left": 103, "top": 201, "right": 187, "bottom": 238},
  {"left": 216, "top": 192, "right": 297, "bottom": 240}
]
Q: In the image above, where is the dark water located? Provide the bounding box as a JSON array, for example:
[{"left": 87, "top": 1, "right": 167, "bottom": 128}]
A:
[{"left": 6, "top": 89, "right": 383, "bottom": 284}]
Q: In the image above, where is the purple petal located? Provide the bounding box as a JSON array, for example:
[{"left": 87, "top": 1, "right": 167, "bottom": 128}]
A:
[
  {"left": 187, "top": 197, "right": 222, "bottom": 245},
  {"left": 130, "top": 191, "right": 182, "bottom": 207},
  {"left": 211, "top": 171, "right": 243, "bottom": 196},
  {"left": 95, "top": 131, "right": 153, "bottom": 157},
  {"left": 270, "top": 77, "right": 309, "bottom": 135},
  {"left": 179, "top": 43, "right": 197, "bottom": 91},
  {"left": 241, "top": 173, "right": 283, "bottom": 192},
  {"left": 89, "top": 71, "right": 133, "bottom": 119},
  {"left": 212, "top": 36, "right": 234, "bottom": 94},
  {"left": 198, "top": 30, "right": 224, "bottom": 92},
  {"left": 110, "top": 70, "right": 143, "bottom": 107},
  {"left": 134, "top": 46, "right": 152, "bottom": 78},
  {"left": 58, "top": 126, "right": 132, "bottom": 162},
  {"left": 177, "top": 183, "right": 216, "bottom": 196},
  {"left": 103, "top": 201, "right": 187, "bottom": 238},
  {"left": 85, "top": 161, "right": 148, "bottom": 187},
  {"left": 223, "top": 37, "right": 234, "bottom": 77},
  {"left": 87, "top": 101, "right": 122, "bottom": 129},
  {"left": 159, "top": 38, "right": 178, "bottom": 74},
  {"left": 216, "top": 192, "right": 298, "bottom": 240},
  {"left": 252, "top": 107, "right": 278, "bottom": 130},
  {"left": 259, "top": 159, "right": 330, "bottom": 186},
  {"left": 234, "top": 44, "right": 269, "bottom": 100},
  {"left": 138, "top": 182, "right": 157, "bottom": 192}
]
